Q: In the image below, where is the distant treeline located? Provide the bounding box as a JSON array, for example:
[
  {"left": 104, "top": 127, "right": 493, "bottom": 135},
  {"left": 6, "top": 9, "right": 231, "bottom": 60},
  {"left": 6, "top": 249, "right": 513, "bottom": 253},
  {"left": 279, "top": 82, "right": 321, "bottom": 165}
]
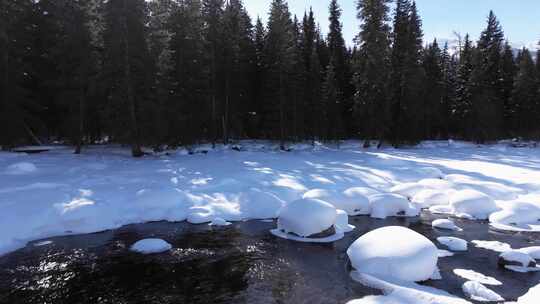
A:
[{"left": 1, "top": 0, "right": 539, "bottom": 156}]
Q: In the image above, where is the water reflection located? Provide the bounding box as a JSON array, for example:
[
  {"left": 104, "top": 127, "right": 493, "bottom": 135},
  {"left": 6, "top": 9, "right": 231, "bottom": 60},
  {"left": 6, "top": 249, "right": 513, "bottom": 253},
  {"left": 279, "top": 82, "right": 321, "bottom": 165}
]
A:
[{"left": 1, "top": 213, "right": 539, "bottom": 303}]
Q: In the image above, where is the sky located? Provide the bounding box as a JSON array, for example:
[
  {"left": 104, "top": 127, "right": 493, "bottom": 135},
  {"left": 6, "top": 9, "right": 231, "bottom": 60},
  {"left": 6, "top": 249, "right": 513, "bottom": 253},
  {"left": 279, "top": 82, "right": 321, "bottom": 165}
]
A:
[{"left": 244, "top": 0, "right": 540, "bottom": 49}]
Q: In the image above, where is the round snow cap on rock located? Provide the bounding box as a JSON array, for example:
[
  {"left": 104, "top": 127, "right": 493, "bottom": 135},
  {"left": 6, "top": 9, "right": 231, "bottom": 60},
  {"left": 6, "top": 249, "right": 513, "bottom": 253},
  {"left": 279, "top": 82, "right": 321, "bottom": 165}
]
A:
[
  {"left": 335, "top": 209, "right": 355, "bottom": 232},
  {"left": 369, "top": 193, "right": 419, "bottom": 219},
  {"left": 303, "top": 188, "right": 369, "bottom": 216},
  {"left": 498, "top": 250, "right": 536, "bottom": 268},
  {"left": 432, "top": 219, "right": 462, "bottom": 231},
  {"left": 450, "top": 189, "right": 498, "bottom": 220},
  {"left": 130, "top": 239, "right": 172, "bottom": 254},
  {"left": 277, "top": 198, "right": 337, "bottom": 238},
  {"left": 347, "top": 226, "right": 438, "bottom": 282}
]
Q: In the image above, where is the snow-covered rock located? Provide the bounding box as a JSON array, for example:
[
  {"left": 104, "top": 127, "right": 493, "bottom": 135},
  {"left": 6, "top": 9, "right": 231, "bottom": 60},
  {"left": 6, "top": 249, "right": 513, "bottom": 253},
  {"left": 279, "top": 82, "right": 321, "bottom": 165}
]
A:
[
  {"left": 347, "top": 226, "right": 438, "bottom": 282},
  {"left": 130, "top": 239, "right": 172, "bottom": 254},
  {"left": 335, "top": 209, "right": 355, "bottom": 232},
  {"left": 276, "top": 198, "right": 337, "bottom": 238},
  {"left": 432, "top": 219, "right": 462, "bottom": 231},
  {"left": 518, "top": 246, "right": 540, "bottom": 260},
  {"left": 437, "top": 237, "right": 467, "bottom": 251},
  {"left": 471, "top": 240, "right": 512, "bottom": 253},
  {"left": 391, "top": 183, "right": 427, "bottom": 199},
  {"left": 209, "top": 217, "right": 231, "bottom": 226},
  {"left": 341, "top": 187, "right": 372, "bottom": 215},
  {"left": 452, "top": 269, "right": 501, "bottom": 286},
  {"left": 412, "top": 189, "right": 451, "bottom": 208},
  {"left": 302, "top": 188, "right": 370, "bottom": 216},
  {"left": 5, "top": 162, "right": 37, "bottom": 175},
  {"left": 239, "top": 188, "right": 284, "bottom": 219},
  {"left": 369, "top": 193, "right": 419, "bottom": 219},
  {"left": 462, "top": 281, "right": 504, "bottom": 302},
  {"left": 347, "top": 272, "right": 470, "bottom": 304},
  {"left": 489, "top": 201, "right": 540, "bottom": 231},
  {"left": 516, "top": 283, "right": 540, "bottom": 304},
  {"left": 498, "top": 250, "right": 536, "bottom": 268},
  {"left": 418, "top": 178, "right": 454, "bottom": 190},
  {"left": 449, "top": 190, "right": 499, "bottom": 220}
]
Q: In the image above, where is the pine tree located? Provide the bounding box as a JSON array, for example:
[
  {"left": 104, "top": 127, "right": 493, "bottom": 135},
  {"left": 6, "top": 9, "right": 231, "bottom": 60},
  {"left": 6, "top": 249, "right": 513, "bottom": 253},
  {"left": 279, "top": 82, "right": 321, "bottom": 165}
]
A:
[
  {"left": 53, "top": 0, "right": 96, "bottom": 153},
  {"left": 250, "top": 17, "right": 266, "bottom": 138},
  {"left": 0, "top": 0, "right": 35, "bottom": 148},
  {"left": 454, "top": 34, "right": 474, "bottom": 137},
  {"left": 222, "top": 0, "right": 254, "bottom": 142},
  {"left": 389, "top": 0, "right": 425, "bottom": 145},
  {"left": 422, "top": 39, "right": 443, "bottom": 138},
  {"left": 327, "top": 0, "right": 349, "bottom": 137},
  {"left": 169, "top": 0, "right": 207, "bottom": 145},
  {"left": 500, "top": 41, "right": 517, "bottom": 135},
  {"left": 263, "top": 0, "right": 295, "bottom": 149},
  {"left": 353, "top": 0, "right": 392, "bottom": 147},
  {"left": 469, "top": 11, "right": 505, "bottom": 142},
  {"left": 322, "top": 58, "right": 342, "bottom": 142},
  {"left": 202, "top": 0, "right": 224, "bottom": 146},
  {"left": 300, "top": 9, "right": 320, "bottom": 141},
  {"left": 102, "top": 0, "right": 154, "bottom": 156},
  {"left": 510, "top": 48, "right": 538, "bottom": 136}
]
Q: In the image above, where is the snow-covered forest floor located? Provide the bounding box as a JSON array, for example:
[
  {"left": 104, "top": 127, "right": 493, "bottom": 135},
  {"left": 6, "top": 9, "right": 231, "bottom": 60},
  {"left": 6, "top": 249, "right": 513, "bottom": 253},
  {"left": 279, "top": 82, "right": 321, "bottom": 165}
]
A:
[{"left": 2, "top": 140, "right": 540, "bottom": 303}]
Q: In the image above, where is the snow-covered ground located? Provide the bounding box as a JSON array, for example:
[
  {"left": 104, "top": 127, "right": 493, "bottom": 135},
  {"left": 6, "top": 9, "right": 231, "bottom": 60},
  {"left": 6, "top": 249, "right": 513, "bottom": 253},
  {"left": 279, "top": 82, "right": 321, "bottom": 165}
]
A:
[{"left": 2, "top": 140, "right": 540, "bottom": 259}]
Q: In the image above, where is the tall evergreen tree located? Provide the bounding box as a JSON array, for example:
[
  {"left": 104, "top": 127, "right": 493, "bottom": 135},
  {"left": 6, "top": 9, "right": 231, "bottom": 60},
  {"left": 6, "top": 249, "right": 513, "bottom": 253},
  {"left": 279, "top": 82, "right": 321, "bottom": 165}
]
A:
[
  {"left": 0, "top": 0, "right": 35, "bottom": 148},
  {"left": 327, "top": 0, "right": 349, "bottom": 137},
  {"left": 422, "top": 39, "right": 443, "bottom": 138},
  {"left": 102, "top": 0, "right": 154, "bottom": 156},
  {"left": 510, "top": 48, "right": 538, "bottom": 136},
  {"left": 262, "top": 0, "right": 295, "bottom": 148},
  {"left": 202, "top": 0, "right": 224, "bottom": 146},
  {"left": 389, "top": 0, "right": 425, "bottom": 145},
  {"left": 353, "top": 0, "right": 392, "bottom": 147},
  {"left": 453, "top": 34, "right": 474, "bottom": 137},
  {"left": 222, "top": 0, "right": 254, "bottom": 142},
  {"left": 469, "top": 11, "right": 505, "bottom": 142},
  {"left": 169, "top": 0, "right": 207, "bottom": 145},
  {"left": 500, "top": 41, "right": 517, "bottom": 135}
]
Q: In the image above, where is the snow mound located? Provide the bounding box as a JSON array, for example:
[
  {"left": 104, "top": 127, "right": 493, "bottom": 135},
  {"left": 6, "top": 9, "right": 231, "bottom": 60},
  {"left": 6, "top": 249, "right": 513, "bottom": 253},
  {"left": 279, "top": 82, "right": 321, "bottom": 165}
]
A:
[
  {"left": 391, "top": 183, "right": 427, "bottom": 199},
  {"left": 369, "top": 193, "right": 419, "bottom": 219},
  {"left": 517, "top": 246, "right": 540, "bottom": 259},
  {"left": 342, "top": 187, "right": 372, "bottom": 215},
  {"left": 303, "top": 188, "right": 369, "bottom": 216},
  {"left": 516, "top": 283, "right": 540, "bottom": 304},
  {"left": 472, "top": 240, "right": 512, "bottom": 253},
  {"left": 335, "top": 209, "right": 355, "bottom": 232},
  {"left": 276, "top": 198, "right": 337, "bottom": 238},
  {"left": 347, "top": 226, "right": 438, "bottom": 282},
  {"left": 489, "top": 201, "right": 540, "bottom": 232},
  {"left": 498, "top": 250, "right": 536, "bottom": 268},
  {"left": 449, "top": 190, "right": 499, "bottom": 220},
  {"left": 416, "top": 167, "right": 444, "bottom": 179},
  {"left": 209, "top": 217, "right": 231, "bottom": 226},
  {"left": 347, "top": 272, "right": 470, "bottom": 304},
  {"left": 437, "top": 237, "right": 467, "bottom": 251},
  {"left": 412, "top": 189, "right": 451, "bottom": 208},
  {"left": 432, "top": 219, "right": 462, "bottom": 231},
  {"left": 239, "top": 188, "right": 284, "bottom": 219},
  {"left": 5, "top": 162, "right": 38, "bottom": 175},
  {"left": 462, "top": 281, "right": 504, "bottom": 302},
  {"left": 130, "top": 239, "right": 172, "bottom": 254},
  {"left": 438, "top": 249, "right": 455, "bottom": 257},
  {"left": 452, "top": 269, "right": 501, "bottom": 286},
  {"left": 418, "top": 178, "right": 454, "bottom": 190}
]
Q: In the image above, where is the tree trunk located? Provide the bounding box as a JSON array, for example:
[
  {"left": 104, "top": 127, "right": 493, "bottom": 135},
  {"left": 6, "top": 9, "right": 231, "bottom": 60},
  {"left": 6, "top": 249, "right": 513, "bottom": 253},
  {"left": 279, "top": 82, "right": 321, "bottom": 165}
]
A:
[
  {"left": 122, "top": 0, "right": 143, "bottom": 157},
  {"left": 74, "top": 87, "right": 85, "bottom": 154},
  {"left": 279, "top": 65, "right": 285, "bottom": 150}
]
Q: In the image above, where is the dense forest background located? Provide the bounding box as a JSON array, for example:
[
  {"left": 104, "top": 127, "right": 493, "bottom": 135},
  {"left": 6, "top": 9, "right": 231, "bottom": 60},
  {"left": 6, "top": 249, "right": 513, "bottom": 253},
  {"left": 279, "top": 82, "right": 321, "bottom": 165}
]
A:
[{"left": 1, "top": 0, "right": 539, "bottom": 156}]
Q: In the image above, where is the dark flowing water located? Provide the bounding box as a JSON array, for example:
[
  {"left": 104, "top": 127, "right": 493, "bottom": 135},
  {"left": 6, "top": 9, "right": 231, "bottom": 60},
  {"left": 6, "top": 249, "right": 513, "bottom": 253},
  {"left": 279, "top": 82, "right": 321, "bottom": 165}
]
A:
[{"left": 1, "top": 213, "right": 539, "bottom": 304}]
